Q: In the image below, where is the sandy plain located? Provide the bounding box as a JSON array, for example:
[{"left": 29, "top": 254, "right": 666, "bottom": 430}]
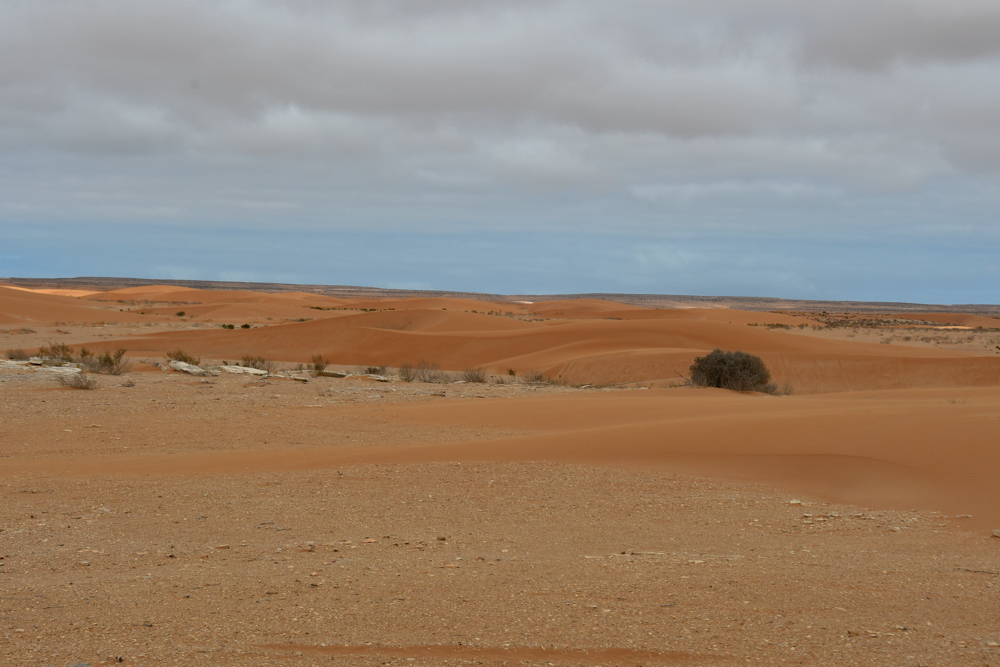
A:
[{"left": 2, "top": 283, "right": 1000, "bottom": 666}]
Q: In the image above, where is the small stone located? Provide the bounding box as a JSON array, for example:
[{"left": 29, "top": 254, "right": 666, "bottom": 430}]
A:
[
  {"left": 168, "top": 360, "right": 212, "bottom": 376},
  {"left": 991, "top": 530, "right": 1000, "bottom": 538},
  {"left": 789, "top": 499, "right": 802, "bottom": 505},
  {"left": 216, "top": 544, "right": 230, "bottom": 549}
]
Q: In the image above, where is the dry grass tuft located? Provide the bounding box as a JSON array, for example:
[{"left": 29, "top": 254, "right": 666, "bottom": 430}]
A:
[
  {"left": 167, "top": 349, "right": 201, "bottom": 366},
  {"left": 241, "top": 354, "right": 279, "bottom": 375},
  {"left": 462, "top": 367, "right": 488, "bottom": 383},
  {"left": 58, "top": 373, "right": 98, "bottom": 390}
]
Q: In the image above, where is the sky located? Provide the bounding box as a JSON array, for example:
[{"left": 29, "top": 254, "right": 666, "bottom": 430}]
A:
[{"left": 2, "top": 1, "right": 999, "bottom": 303}]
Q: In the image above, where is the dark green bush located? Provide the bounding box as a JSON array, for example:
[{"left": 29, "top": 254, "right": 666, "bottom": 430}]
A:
[{"left": 689, "top": 349, "right": 775, "bottom": 393}]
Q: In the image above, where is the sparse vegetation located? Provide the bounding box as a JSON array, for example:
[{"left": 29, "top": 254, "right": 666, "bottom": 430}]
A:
[
  {"left": 6, "top": 348, "right": 29, "bottom": 360},
  {"left": 363, "top": 365, "right": 387, "bottom": 376},
  {"left": 240, "top": 324, "right": 251, "bottom": 329},
  {"left": 58, "top": 373, "right": 98, "bottom": 390},
  {"left": 176, "top": 311, "right": 186, "bottom": 317},
  {"left": 166, "top": 349, "right": 201, "bottom": 366},
  {"left": 221, "top": 324, "right": 235, "bottom": 329},
  {"left": 37, "top": 342, "right": 74, "bottom": 362},
  {"left": 241, "top": 354, "right": 278, "bottom": 375},
  {"left": 689, "top": 349, "right": 776, "bottom": 393},
  {"left": 507, "top": 369, "right": 517, "bottom": 377},
  {"left": 398, "top": 361, "right": 447, "bottom": 383},
  {"left": 311, "top": 355, "right": 328, "bottom": 373},
  {"left": 523, "top": 369, "right": 547, "bottom": 384},
  {"left": 462, "top": 367, "right": 487, "bottom": 383},
  {"left": 80, "top": 348, "right": 131, "bottom": 375},
  {"left": 415, "top": 361, "right": 447, "bottom": 383}
]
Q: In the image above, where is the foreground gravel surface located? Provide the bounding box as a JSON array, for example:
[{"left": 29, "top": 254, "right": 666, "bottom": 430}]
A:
[{"left": 2, "top": 369, "right": 998, "bottom": 666}]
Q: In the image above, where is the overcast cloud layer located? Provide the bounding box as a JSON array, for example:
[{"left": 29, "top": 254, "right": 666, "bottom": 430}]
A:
[{"left": 2, "top": 1, "right": 999, "bottom": 301}]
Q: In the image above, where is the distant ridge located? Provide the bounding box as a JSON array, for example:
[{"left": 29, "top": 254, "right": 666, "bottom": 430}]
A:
[{"left": 3, "top": 276, "right": 999, "bottom": 315}]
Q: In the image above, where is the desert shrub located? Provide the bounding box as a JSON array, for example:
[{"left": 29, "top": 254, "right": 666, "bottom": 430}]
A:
[
  {"left": 176, "top": 311, "right": 186, "bottom": 317},
  {"left": 221, "top": 323, "right": 235, "bottom": 329},
  {"left": 166, "top": 349, "right": 201, "bottom": 366},
  {"left": 6, "top": 348, "right": 29, "bottom": 360},
  {"left": 38, "top": 342, "right": 74, "bottom": 362},
  {"left": 241, "top": 354, "right": 264, "bottom": 368},
  {"left": 523, "top": 369, "right": 547, "bottom": 384},
  {"left": 462, "top": 367, "right": 487, "bottom": 383},
  {"left": 81, "top": 348, "right": 131, "bottom": 375},
  {"left": 507, "top": 368, "right": 516, "bottom": 377},
  {"left": 311, "top": 354, "right": 328, "bottom": 373},
  {"left": 59, "top": 373, "right": 97, "bottom": 390},
  {"left": 241, "top": 354, "right": 278, "bottom": 375},
  {"left": 689, "top": 349, "right": 775, "bottom": 393},
  {"left": 363, "top": 365, "right": 387, "bottom": 376},
  {"left": 240, "top": 324, "right": 251, "bottom": 329},
  {"left": 415, "top": 361, "right": 445, "bottom": 383},
  {"left": 398, "top": 364, "right": 416, "bottom": 382}
]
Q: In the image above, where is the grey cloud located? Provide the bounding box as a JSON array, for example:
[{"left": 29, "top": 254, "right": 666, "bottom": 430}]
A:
[{"left": 2, "top": 0, "right": 1000, "bottom": 243}]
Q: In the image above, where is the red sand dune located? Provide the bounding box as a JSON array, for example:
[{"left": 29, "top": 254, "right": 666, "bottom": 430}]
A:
[
  {"left": 108, "top": 308, "right": 1000, "bottom": 392},
  {"left": 0, "top": 285, "right": 152, "bottom": 325},
  {"left": 4, "top": 386, "right": 997, "bottom": 530},
  {"left": 895, "top": 312, "right": 1000, "bottom": 328},
  {"left": 8, "top": 284, "right": 998, "bottom": 393}
]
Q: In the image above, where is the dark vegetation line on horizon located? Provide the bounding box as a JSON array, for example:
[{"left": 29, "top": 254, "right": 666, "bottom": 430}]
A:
[{"left": 4, "top": 276, "right": 999, "bottom": 315}]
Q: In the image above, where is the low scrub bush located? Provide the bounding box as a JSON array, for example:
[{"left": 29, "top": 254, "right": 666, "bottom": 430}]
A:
[
  {"left": 689, "top": 349, "right": 775, "bottom": 393},
  {"left": 523, "top": 369, "right": 547, "bottom": 384},
  {"left": 80, "top": 348, "right": 131, "bottom": 375},
  {"left": 415, "top": 361, "right": 446, "bottom": 383},
  {"left": 363, "top": 365, "right": 387, "bottom": 375},
  {"left": 38, "top": 342, "right": 74, "bottom": 362},
  {"left": 6, "top": 348, "right": 29, "bottom": 361},
  {"left": 58, "top": 373, "right": 97, "bottom": 390},
  {"left": 166, "top": 349, "right": 201, "bottom": 366},
  {"left": 399, "top": 361, "right": 447, "bottom": 383},
  {"left": 241, "top": 354, "right": 278, "bottom": 375},
  {"left": 311, "top": 354, "right": 328, "bottom": 373},
  {"left": 221, "top": 324, "right": 235, "bottom": 329},
  {"left": 462, "top": 367, "right": 487, "bottom": 383}
]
